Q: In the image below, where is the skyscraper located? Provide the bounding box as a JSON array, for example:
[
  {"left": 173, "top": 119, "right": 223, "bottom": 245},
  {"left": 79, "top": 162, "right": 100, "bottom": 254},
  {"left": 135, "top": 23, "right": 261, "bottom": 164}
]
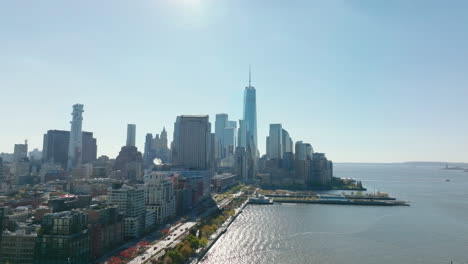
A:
[
  {"left": 172, "top": 115, "right": 214, "bottom": 170},
  {"left": 243, "top": 66, "right": 258, "bottom": 156},
  {"left": 43, "top": 130, "right": 96, "bottom": 169},
  {"left": 67, "top": 104, "right": 84, "bottom": 170},
  {"left": 235, "top": 147, "right": 248, "bottom": 182},
  {"left": 223, "top": 124, "right": 237, "bottom": 157},
  {"left": 160, "top": 127, "right": 168, "bottom": 150},
  {"left": 238, "top": 120, "right": 248, "bottom": 148},
  {"left": 282, "top": 128, "right": 293, "bottom": 154},
  {"left": 43, "top": 130, "right": 69, "bottom": 168},
  {"left": 266, "top": 124, "right": 283, "bottom": 160},
  {"left": 295, "top": 141, "right": 313, "bottom": 161},
  {"left": 309, "top": 153, "right": 333, "bottom": 186},
  {"left": 126, "top": 124, "right": 136, "bottom": 147},
  {"left": 0, "top": 158, "right": 3, "bottom": 183},
  {"left": 153, "top": 127, "right": 170, "bottom": 164},
  {"left": 215, "top": 114, "right": 228, "bottom": 159},
  {"left": 82, "top": 131, "right": 97, "bottom": 164},
  {"left": 144, "top": 133, "right": 155, "bottom": 168},
  {"left": 13, "top": 141, "right": 28, "bottom": 162}
]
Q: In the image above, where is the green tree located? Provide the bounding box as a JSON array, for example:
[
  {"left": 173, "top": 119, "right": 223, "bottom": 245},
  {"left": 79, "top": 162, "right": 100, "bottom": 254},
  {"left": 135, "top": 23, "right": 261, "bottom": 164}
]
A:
[
  {"left": 199, "top": 237, "right": 208, "bottom": 247},
  {"left": 180, "top": 244, "right": 193, "bottom": 258},
  {"left": 186, "top": 235, "right": 200, "bottom": 249},
  {"left": 168, "top": 249, "right": 184, "bottom": 264}
]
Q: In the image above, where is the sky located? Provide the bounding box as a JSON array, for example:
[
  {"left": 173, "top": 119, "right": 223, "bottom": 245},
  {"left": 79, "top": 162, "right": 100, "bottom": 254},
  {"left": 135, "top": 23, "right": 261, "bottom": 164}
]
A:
[{"left": 0, "top": 0, "right": 467, "bottom": 163}]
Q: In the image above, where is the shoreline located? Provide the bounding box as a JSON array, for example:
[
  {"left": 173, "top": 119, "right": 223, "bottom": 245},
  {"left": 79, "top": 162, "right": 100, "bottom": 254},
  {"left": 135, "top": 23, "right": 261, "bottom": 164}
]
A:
[{"left": 195, "top": 200, "right": 248, "bottom": 263}]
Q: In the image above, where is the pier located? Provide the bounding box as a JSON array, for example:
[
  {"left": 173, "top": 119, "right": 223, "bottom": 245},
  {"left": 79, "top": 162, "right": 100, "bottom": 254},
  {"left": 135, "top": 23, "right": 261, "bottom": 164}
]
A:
[{"left": 273, "top": 198, "right": 409, "bottom": 206}]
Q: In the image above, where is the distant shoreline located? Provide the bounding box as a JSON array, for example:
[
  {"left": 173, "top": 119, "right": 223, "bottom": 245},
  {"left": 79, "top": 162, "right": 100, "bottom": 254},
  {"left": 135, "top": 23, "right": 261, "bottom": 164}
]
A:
[{"left": 335, "top": 162, "right": 468, "bottom": 166}]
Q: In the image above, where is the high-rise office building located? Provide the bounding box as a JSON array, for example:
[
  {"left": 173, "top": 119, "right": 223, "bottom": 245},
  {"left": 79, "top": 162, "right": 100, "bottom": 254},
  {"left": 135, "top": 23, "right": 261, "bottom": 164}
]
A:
[
  {"left": 67, "top": 104, "right": 84, "bottom": 170},
  {"left": 0, "top": 158, "right": 3, "bottom": 182},
  {"left": 243, "top": 67, "right": 258, "bottom": 156},
  {"left": 282, "top": 129, "right": 293, "bottom": 154},
  {"left": 295, "top": 141, "right": 313, "bottom": 161},
  {"left": 266, "top": 124, "right": 283, "bottom": 160},
  {"left": 215, "top": 114, "right": 228, "bottom": 159},
  {"left": 13, "top": 142, "right": 28, "bottom": 162},
  {"left": 294, "top": 141, "right": 315, "bottom": 185},
  {"left": 223, "top": 125, "right": 237, "bottom": 157},
  {"left": 144, "top": 133, "right": 155, "bottom": 168},
  {"left": 238, "top": 120, "right": 248, "bottom": 148},
  {"left": 309, "top": 153, "right": 333, "bottom": 186},
  {"left": 152, "top": 127, "right": 170, "bottom": 164},
  {"left": 305, "top": 143, "right": 313, "bottom": 159},
  {"left": 235, "top": 147, "right": 248, "bottom": 182},
  {"left": 43, "top": 130, "right": 97, "bottom": 169},
  {"left": 82, "top": 131, "right": 97, "bottom": 164},
  {"left": 236, "top": 118, "right": 257, "bottom": 181},
  {"left": 126, "top": 124, "right": 136, "bottom": 147},
  {"left": 160, "top": 127, "right": 168, "bottom": 150},
  {"left": 12, "top": 141, "right": 30, "bottom": 184},
  {"left": 43, "top": 130, "right": 69, "bottom": 169},
  {"left": 172, "top": 115, "right": 214, "bottom": 170}
]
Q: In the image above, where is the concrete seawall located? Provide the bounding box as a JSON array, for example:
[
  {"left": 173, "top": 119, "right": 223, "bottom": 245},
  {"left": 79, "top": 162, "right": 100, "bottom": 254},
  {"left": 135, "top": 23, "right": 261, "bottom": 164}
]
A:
[{"left": 196, "top": 201, "right": 248, "bottom": 263}]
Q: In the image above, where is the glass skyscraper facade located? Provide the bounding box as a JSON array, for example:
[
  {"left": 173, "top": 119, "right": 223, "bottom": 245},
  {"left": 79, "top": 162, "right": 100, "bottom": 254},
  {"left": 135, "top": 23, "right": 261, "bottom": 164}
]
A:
[{"left": 243, "top": 84, "right": 258, "bottom": 156}]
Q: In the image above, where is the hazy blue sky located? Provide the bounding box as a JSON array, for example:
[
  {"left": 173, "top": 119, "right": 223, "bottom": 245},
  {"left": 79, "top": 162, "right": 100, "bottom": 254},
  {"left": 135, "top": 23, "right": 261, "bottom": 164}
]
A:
[{"left": 1, "top": 0, "right": 467, "bottom": 162}]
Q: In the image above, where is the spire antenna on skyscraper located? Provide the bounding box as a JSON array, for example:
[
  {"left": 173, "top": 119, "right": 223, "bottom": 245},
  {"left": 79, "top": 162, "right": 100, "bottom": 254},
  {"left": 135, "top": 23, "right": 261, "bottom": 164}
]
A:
[{"left": 249, "top": 64, "right": 251, "bottom": 87}]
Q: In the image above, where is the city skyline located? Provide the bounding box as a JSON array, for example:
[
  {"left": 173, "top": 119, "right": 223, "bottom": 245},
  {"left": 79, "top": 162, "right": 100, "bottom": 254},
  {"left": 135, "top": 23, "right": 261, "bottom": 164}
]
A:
[{"left": 1, "top": 0, "right": 468, "bottom": 163}]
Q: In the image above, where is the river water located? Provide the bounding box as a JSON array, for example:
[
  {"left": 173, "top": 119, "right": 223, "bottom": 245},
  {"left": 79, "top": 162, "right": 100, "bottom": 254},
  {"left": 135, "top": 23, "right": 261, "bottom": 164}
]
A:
[{"left": 199, "top": 163, "right": 468, "bottom": 264}]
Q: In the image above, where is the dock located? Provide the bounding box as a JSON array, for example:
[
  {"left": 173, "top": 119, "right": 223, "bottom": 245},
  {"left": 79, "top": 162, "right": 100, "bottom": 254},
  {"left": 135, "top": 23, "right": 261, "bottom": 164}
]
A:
[{"left": 273, "top": 198, "right": 409, "bottom": 206}]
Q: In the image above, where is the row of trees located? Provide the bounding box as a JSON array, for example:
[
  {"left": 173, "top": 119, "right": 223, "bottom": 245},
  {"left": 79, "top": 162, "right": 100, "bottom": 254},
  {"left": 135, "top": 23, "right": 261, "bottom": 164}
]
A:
[{"left": 160, "top": 234, "right": 208, "bottom": 264}]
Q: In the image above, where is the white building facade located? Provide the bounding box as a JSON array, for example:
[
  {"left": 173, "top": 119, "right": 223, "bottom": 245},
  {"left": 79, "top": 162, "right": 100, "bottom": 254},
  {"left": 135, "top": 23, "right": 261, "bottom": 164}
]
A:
[{"left": 144, "top": 171, "right": 176, "bottom": 224}]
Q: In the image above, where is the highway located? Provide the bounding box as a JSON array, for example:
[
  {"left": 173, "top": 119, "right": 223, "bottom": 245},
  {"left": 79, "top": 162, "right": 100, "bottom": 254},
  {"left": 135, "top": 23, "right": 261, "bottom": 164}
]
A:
[{"left": 128, "top": 221, "right": 197, "bottom": 264}]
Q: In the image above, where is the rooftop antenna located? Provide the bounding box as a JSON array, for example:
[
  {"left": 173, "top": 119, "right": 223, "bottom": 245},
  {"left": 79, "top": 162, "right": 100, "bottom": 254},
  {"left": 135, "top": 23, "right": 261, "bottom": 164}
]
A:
[{"left": 249, "top": 64, "right": 251, "bottom": 87}]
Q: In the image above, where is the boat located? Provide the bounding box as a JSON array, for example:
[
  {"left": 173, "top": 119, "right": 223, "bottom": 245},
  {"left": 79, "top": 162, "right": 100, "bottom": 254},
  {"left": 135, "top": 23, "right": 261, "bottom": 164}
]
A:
[
  {"left": 249, "top": 194, "right": 274, "bottom": 204},
  {"left": 446, "top": 179, "right": 450, "bottom": 182}
]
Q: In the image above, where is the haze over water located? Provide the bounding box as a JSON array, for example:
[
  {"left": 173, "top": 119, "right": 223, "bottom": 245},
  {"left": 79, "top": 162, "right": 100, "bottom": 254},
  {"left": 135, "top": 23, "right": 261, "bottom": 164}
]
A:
[{"left": 200, "top": 163, "right": 468, "bottom": 264}]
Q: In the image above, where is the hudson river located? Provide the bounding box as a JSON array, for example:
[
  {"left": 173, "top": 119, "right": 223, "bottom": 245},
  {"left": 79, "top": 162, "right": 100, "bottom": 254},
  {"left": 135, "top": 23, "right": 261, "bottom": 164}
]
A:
[{"left": 199, "top": 163, "right": 468, "bottom": 264}]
